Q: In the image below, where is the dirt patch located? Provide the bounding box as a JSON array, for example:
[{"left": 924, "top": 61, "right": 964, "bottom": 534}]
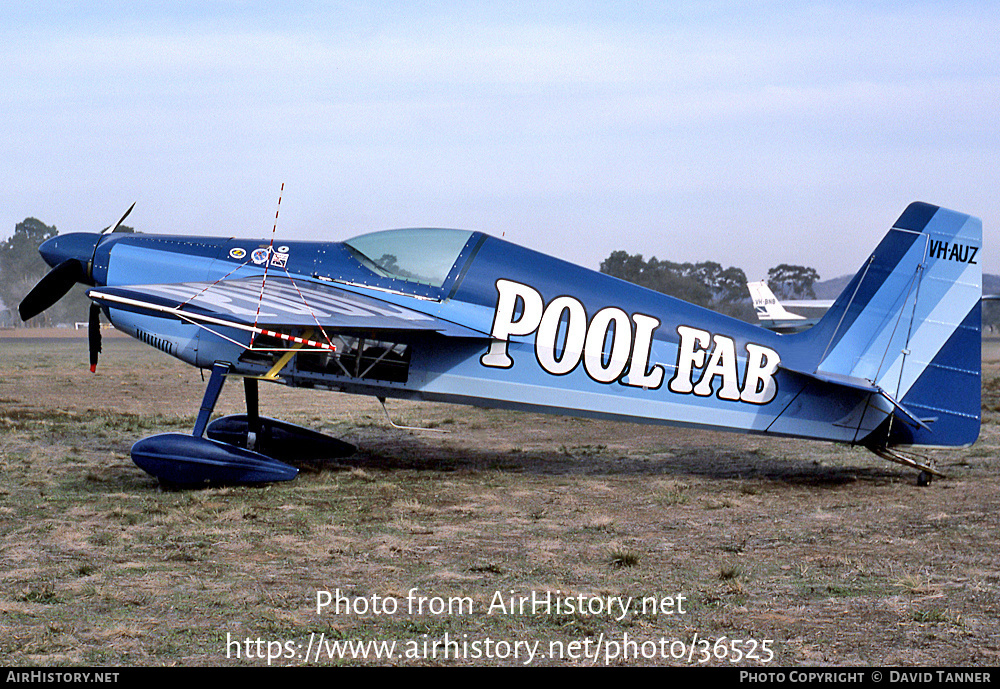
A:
[{"left": 1, "top": 337, "right": 998, "bottom": 666}]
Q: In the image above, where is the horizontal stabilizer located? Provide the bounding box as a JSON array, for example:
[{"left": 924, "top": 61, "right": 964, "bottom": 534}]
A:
[{"left": 779, "top": 365, "right": 932, "bottom": 432}]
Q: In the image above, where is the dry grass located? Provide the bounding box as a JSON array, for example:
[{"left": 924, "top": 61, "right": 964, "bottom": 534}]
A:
[{"left": 1, "top": 336, "right": 999, "bottom": 666}]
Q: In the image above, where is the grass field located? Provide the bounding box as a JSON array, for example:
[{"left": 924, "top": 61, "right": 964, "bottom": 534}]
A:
[{"left": 1, "top": 335, "right": 999, "bottom": 666}]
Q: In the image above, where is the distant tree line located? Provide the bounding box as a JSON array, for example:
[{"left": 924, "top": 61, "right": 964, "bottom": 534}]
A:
[
  {"left": 600, "top": 249, "right": 1000, "bottom": 334},
  {"left": 764, "top": 264, "right": 821, "bottom": 299},
  {"left": 4, "top": 217, "right": 998, "bottom": 333},
  {"left": 0, "top": 217, "right": 132, "bottom": 327},
  {"left": 600, "top": 250, "right": 821, "bottom": 322}
]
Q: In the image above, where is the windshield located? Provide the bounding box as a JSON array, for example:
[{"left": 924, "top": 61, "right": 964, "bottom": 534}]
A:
[{"left": 343, "top": 228, "right": 475, "bottom": 287}]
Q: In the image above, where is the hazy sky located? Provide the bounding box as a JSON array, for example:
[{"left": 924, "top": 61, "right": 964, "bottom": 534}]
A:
[{"left": 4, "top": 1, "right": 998, "bottom": 282}]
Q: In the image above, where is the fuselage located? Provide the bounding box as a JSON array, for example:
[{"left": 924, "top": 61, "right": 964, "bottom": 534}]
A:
[{"left": 47, "top": 227, "right": 886, "bottom": 446}]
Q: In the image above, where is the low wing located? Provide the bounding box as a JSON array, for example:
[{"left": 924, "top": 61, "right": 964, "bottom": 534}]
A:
[{"left": 88, "top": 276, "right": 487, "bottom": 349}]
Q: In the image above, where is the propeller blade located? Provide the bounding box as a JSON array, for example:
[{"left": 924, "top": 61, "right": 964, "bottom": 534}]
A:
[
  {"left": 89, "top": 303, "right": 103, "bottom": 372},
  {"left": 103, "top": 202, "right": 135, "bottom": 234},
  {"left": 18, "top": 259, "right": 87, "bottom": 321}
]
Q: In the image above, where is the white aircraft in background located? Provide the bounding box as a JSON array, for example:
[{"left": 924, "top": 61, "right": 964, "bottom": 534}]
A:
[
  {"left": 749, "top": 280, "right": 1000, "bottom": 334},
  {"left": 747, "top": 281, "right": 833, "bottom": 333}
]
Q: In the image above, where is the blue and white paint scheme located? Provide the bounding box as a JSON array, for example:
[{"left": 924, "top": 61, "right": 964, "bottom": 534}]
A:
[{"left": 23, "top": 202, "right": 982, "bottom": 485}]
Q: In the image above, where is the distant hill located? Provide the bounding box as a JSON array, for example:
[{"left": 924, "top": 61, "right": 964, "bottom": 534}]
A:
[
  {"left": 813, "top": 276, "right": 852, "bottom": 300},
  {"left": 814, "top": 273, "right": 1000, "bottom": 300}
]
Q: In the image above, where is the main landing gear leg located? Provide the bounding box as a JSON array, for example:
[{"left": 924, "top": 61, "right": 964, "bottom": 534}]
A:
[
  {"left": 192, "top": 362, "right": 229, "bottom": 438},
  {"left": 129, "top": 362, "right": 299, "bottom": 486},
  {"left": 245, "top": 376, "right": 261, "bottom": 451},
  {"left": 205, "top": 377, "right": 357, "bottom": 462}
]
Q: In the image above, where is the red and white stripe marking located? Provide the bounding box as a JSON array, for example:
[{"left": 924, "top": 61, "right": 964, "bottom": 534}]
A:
[{"left": 257, "top": 328, "right": 337, "bottom": 352}]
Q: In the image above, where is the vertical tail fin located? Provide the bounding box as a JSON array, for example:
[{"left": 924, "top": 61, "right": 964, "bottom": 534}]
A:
[
  {"left": 795, "top": 202, "right": 981, "bottom": 447},
  {"left": 748, "top": 280, "right": 807, "bottom": 323}
]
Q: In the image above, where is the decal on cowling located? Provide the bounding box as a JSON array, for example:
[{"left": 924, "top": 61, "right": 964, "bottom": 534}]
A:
[{"left": 480, "top": 279, "right": 781, "bottom": 405}]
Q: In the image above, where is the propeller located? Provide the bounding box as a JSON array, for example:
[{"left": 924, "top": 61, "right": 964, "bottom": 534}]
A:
[
  {"left": 89, "top": 303, "right": 103, "bottom": 373},
  {"left": 103, "top": 202, "right": 135, "bottom": 234},
  {"left": 17, "top": 258, "right": 88, "bottom": 321},
  {"left": 17, "top": 204, "right": 135, "bottom": 371}
]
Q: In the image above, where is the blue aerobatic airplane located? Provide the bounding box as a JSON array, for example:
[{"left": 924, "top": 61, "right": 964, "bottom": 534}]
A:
[{"left": 19, "top": 202, "right": 982, "bottom": 487}]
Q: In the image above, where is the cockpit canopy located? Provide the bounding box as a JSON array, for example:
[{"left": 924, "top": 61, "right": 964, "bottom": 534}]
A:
[{"left": 343, "top": 228, "right": 475, "bottom": 288}]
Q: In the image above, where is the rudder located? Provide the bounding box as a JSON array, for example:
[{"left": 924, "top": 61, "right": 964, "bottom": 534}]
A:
[{"left": 794, "top": 202, "right": 981, "bottom": 448}]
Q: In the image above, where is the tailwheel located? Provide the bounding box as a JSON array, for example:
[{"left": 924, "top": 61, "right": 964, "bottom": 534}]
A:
[{"left": 868, "top": 444, "right": 944, "bottom": 486}]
